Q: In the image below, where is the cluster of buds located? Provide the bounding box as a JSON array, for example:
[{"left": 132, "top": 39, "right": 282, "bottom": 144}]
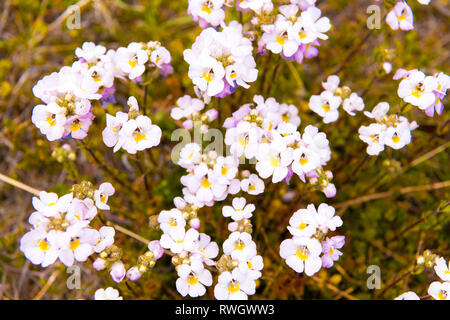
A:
[
  {"left": 51, "top": 144, "right": 76, "bottom": 163},
  {"left": 126, "top": 240, "right": 164, "bottom": 281},
  {"left": 309, "top": 168, "right": 336, "bottom": 198},
  {"left": 94, "top": 245, "right": 127, "bottom": 283},
  {"left": 71, "top": 180, "right": 95, "bottom": 200}
]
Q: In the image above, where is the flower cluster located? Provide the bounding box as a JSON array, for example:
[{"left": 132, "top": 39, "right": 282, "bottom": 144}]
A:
[
  {"left": 178, "top": 145, "right": 241, "bottom": 207},
  {"left": 214, "top": 197, "right": 263, "bottom": 300},
  {"left": 259, "top": 4, "right": 330, "bottom": 64},
  {"left": 428, "top": 257, "right": 450, "bottom": 300},
  {"left": 224, "top": 95, "right": 336, "bottom": 198},
  {"left": 395, "top": 69, "right": 449, "bottom": 117},
  {"left": 171, "top": 95, "right": 218, "bottom": 131},
  {"left": 20, "top": 182, "right": 116, "bottom": 268},
  {"left": 183, "top": 21, "right": 258, "bottom": 99},
  {"left": 280, "top": 203, "right": 344, "bottom": 276},
  {"left": 395, "top": 255, "right": 450, "bottom": 300},
  {"left": 32, "top": 41, "right": 171, "bottom": 142},
  {"left": 102, "top": 96, "right": 162, "bottom": 154},
  {"left": 308, "top": 75, "right": 365, "bottom": 123},
  {"left": 158, "top": 198, "right": 219, "bottom": 298},
  {"left": 386, "top": 1, "right": 430, "bottom": 32},
  {"left": 359, "top": 102, "right": 418, "bottom": 156}
]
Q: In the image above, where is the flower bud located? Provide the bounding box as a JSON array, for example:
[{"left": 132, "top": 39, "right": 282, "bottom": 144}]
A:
[{"left": 126, "top": 266, "right": 142, "bottom": 281}]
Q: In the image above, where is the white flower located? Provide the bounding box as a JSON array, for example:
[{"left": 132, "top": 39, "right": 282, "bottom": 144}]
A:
[
  {"left": 309, "top": 91, "right": 341, "bottom": 123},
  {"left": 239, "top": 0, "right": 273, "bottom": 14},
  {"left": 434, "top": 257, "right": 450, "bottom": 282},
  {"left": 213, "top": 156, "right": 239, "bottom": 182},
  {"left": 383, "top": 121, "right": 412, "bottom": 150},
  {"left": 321, "top": 75, "right": 340, "bottom": 92},
  {"left": 428, "top": 281, "right": 450, "bottom": 300},
  {"left": 291, "top": 146, "right": 320, "bottom": 177},
  {"left": 117, "top": 115, "right": 162, "bottom": 154},
  {"left": 31, "top": 103, "right": 66, "bottom": 141},
  {"left": 255, "top": 144, "right": 292, "bottom": 183},
  {"left": 20, "top": 229, "right": 59, "bottom": 267},
  {"left": 94, "top": 226, "right": 115, "bottom": 253},
  {"left": 238, "top": 255, "right": 264, "bottom": 280},
  {"left": 314, "top": 203, "right": 342, "bottom": 232},
  {"left": 364, "top": 102, "right": 390, "bottom": 121},
  {"left": 94, "top": 287, "right": 123, "bottom": 300},
  {"left": 222, "top": 197, "right": 255, "bottom": 221},
  {"left": 223, "top": 232, "right": 257, "bottom": 261},
  {"left": 115, "top": 42, "right": 148, "bottom": 80},
  {"left": 262, "top": 20, "right": 298, "bottom": 57},
  {"left": 240, "top": 174, "right": 265, "bottom": 195},
  {"left": 194, "top": 233, "right": 219, "bottom": 266},
  {"left": 102, "top": 112, "right": 129, "bottom": 148},
  {"left": 280, "top": 237, "right": 322, "bottom": 276},
  {"left": 160, "top": 228, "right": 199, "bottom": 254},
  {"left": 158, "top": 209, "right": 187, "bottom": 234},
  {"left": 398, "top": 71, "right": 437, "bottom": 110},
  {"left": 395, "top": 291, "right": 420, "bottom": 300},
  {"left": 188, "top": 0, "right": 225, "bottom": 27},
  {"left": 58, "top": 227, "right": 99, "bottom": 267},
  {"left": 176, "top": 263, "right": 213, "bottom": 298},
  {"left": 178, "top": 143, "right": 202, "bottom": 169},
  {"left": 292, "top": 6, "right": 331, "bottom": 44},
  {"left": 287, "top": 205, "right": 318, "bottom": 238},
  {"left": 32, "top": 191, "right": 73, "bottom": 218},
  {"left": 75, "top": 42, "right": 106, "bottom": 63},
  {"left": 343, "top": 93, "right": 365, "bottom": 116},
  {"left": 359, "top": 123, "right": 386, "bottom": 156},
  {"left": 94, "top": 183, "right": 115, "bottom": 210},
  {"left": 214, "top": 269, "right": 256, "bottom": 300},
  {"left": 171, "top": 95, "right": 205, "bottom": 121}
]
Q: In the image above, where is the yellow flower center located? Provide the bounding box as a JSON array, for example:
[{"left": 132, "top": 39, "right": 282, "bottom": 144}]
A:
[
  {"left": 296, "top": 249, "right": 309, "bottom": 260},
  {"left": 169, "top": 219, "right": 177, "bottom": 227},
  {"left": 46, "top": 116, "right": 56, "bottom": 127},
  {"left": 187, "top": 275, "right": 199, "bottom": 285},
  {"left": 330, "top": 247, "right": 334, "bottom": 255},
  {"left": 38, "top": 240, "right": 50, "bottom": 251},
  {"left": 300, "top": 158, "right": 308, "bottom": 166},
  {"left": 438, "top": 290, "right": 447, "bottom": 300},
  {"left": 134, "top": 132, "right": 146, "bottom": 142},
  {"left": 276, "top": 36, "right": 286, "bottom": 45},
  {"left": 322, "top": 104, "right": 330, "bottom": 113},
  {"left": 227, "top": 282, "right": 240, "bottom": 294},
  {"left": 392, "top": 134, "right": 400, "bottom": 144},
  {"left": 238, "top": 136, "right": 248, "bottom": 146},
  {"left": 201, "top": 178, "right": 212, "bottom": 188},
  {"left": 69, "top": 239, "right": 80, "bottom": 251},
  {"left": 221, "top": 167, "right": 228, "bottom": 175},
  {"left": 298, "top": 223, "right": 307, "bottom": 230},
  {"left": 270, "top": 156, "right": 280, "bottom": 168},
  {"left": 70, "top": 121, "right": 82, "bottom": 132},
  {"left": 248, "top": 185, "right": 256, "bottom": 191},
  {"left": 235, "top": 240, "right": 245, "bottom": 251},
  {"left": 202, "top": 71, "right": 213, "bottom": 83},
  {"left": 129, "top": 59, "right": 138, "bottom": 68}
]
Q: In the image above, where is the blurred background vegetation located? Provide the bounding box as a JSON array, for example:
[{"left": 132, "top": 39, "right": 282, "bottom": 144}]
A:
[{"left": 0, "top": 0, "right": 449, "bottom": 300}]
